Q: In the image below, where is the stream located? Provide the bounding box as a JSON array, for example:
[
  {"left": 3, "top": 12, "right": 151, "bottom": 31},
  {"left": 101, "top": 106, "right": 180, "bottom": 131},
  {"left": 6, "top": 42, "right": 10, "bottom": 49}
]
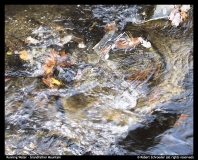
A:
[{"left": 5, "top": 5, "right": 193, "bottom": 155}]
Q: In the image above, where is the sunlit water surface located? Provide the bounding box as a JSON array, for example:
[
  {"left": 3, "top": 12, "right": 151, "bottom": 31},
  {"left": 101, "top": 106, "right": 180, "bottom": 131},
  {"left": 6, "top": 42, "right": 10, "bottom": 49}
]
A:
[{"left": 5, "top": 5, "right": 193, "bottom": 155}]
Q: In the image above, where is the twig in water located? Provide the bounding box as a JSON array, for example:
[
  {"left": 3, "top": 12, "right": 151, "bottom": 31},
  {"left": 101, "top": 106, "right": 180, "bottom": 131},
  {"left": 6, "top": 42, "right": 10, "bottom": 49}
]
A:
[{"left": 133, "top": 16, "right": 169, "bottom": 25}]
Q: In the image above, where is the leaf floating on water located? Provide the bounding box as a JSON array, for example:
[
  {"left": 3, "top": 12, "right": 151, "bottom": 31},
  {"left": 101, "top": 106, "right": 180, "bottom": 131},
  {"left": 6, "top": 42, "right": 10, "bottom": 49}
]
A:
[
  {"left": 18, "top": 50, "right": 30, "bottom": 61},
  {"left": 173, "top": 113, "right": 188, "bottom": 127},
  {"left": 42, "top": 77, "right": 54, "bottom": 88},
  {"left": 42, "top": 49, "right": 57, "bottom": 77},
  {"left": 51, "top": 77, "right": 64, "bottom": 86},
  {"left": 41, "top": 49, "right": 73, "bottom": 88},
  {"left": 42, "top": 77, "right": 63, "bottom": 88},
  {"left": 6, "top": 51, "right": 12, "bottom": 55},
  {"left": 115, "top": 38, "right": 129, "bottom": 49},
  {"left": 42, "top": 63, "right": 55, "bottom": 76},
  {"left": 129, "top": 37, "right": 141, "bottom": 47}
]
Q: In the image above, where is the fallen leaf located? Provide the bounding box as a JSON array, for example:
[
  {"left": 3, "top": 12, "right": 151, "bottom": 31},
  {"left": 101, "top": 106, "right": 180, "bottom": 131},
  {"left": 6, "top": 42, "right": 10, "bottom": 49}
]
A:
[
  {"left": 42, "top": 50, "right": 57, "bottom": 77},
  {"left": 6, "top": 51, "right": 13, "bottom": 55},
  {"left": 51, "top": 77, "right": 64, "bottom": 86},
  {"left": 129, "top": 37, "right": 141, "bottom": 47},
  {"left": 18, "top": 50, "right": 30, "bottom": 61},
  {"left": 42, "top": 77, "right": 54, "bottom": 88},
  {"left": 115, "top": 37, "right": 142, "bottom": 49},
  {"left": 173, "top": 113, "right": 188, "bottom": 127},
  {"left": 115, "top": 38, "right": 129, "bottom": 49},
  {"left": 42, "top": 63, "right": 55, "bottom": 76}
]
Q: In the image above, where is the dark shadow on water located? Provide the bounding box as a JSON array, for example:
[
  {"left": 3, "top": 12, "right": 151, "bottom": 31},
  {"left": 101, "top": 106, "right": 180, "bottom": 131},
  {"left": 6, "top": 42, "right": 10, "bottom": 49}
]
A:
[{"left": 116, "top": 111, "right": 176, "bottom": 153}]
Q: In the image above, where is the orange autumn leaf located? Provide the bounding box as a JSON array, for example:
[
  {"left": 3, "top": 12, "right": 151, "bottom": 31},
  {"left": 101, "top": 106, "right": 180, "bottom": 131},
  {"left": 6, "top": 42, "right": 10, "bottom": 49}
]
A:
[
  {"left": 115, "top": 38, "right": 129, "bottom": 49},
  {"left": 115, "top": 37, "right": 140, "bottom": 49},
  {"left": 173, "top": 114, "right": 188, "bottom": 127},
  {"left": 42, "top": 50, "right": 57, "bottom": 77},
  {"left": 128, "top": 37, "right": 141, "bottom": 47},
  {"left": 42, "top": 77, "right": 54, "bottom": 88},
  {"left": 42, "top": 64, "right": 55, "bottom": 76}
]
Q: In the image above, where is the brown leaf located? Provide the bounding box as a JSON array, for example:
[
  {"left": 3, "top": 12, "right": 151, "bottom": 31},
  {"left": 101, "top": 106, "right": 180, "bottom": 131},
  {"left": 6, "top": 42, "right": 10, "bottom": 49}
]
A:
[
  {"left": 128, "top": 37, "right": 141, "bottom": 47},
  {"left": 42, "top": 50, "right": 57, "bottom": 77},
  {"left": 18, "top": 50, "right": 30, "bottom": 61},
  {"left": 115, "top": 37, "right": 141, "bottom": 49},
  {"left": 173, "top": 114, "right": 188, "bottom": 127},
  {"left": 42, "top": 77, "right": 56, "bottom": 88},
  {"left": 42, "top": 63, "right": 55, "bottom": 76},
  {"left": 115, "top": 38, "right": 129, "bottom": 49}
]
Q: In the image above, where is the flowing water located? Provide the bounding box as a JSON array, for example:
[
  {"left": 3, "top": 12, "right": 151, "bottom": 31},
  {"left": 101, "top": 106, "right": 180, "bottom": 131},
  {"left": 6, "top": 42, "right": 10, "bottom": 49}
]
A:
[{"left": 5, "top": 5, "right": 193, "bottom": 155}]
